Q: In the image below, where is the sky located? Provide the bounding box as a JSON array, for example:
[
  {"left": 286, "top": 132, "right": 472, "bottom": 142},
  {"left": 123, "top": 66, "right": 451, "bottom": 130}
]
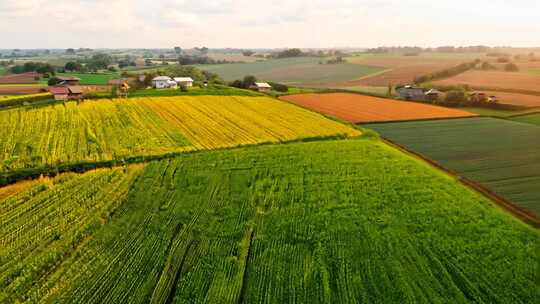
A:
[{"left": 1, "top": 0, "right": 539, "bottom": 49}]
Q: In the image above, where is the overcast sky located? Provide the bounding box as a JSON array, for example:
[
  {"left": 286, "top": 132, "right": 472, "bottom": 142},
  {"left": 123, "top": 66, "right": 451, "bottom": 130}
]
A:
[{"left": 1, "top": 0, "right": 539, "bottom": 49}]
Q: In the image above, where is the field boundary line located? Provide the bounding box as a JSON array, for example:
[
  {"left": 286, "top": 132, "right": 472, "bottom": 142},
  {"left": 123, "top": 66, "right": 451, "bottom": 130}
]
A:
[
  {"left": 359, "top": 115, "right": 480, "bottom": 125},
  {"left": 381, "top": 138, "right": 540, "bottom": 229}
]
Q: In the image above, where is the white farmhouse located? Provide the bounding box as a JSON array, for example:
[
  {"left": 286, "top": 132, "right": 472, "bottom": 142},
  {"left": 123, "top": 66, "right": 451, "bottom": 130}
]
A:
[
  {"left": 250, "top": 82, "right": 272, "bottom": 93},
  {"left": 152, "top": 76, "right": 176, "bottom": 89},
  {"left": 174, "top": 77, "right": 194, "bottom": 88}
]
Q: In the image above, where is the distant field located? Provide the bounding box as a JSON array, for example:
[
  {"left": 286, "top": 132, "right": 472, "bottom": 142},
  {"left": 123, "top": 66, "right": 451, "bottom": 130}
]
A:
[
  {"left": 368, "top": 117, "right": 540, "bottom": 217},
  {"left": 281, "top": 93, "right": 476, "bottom": 123},
  {"left": 0, "top": 85, "right": 45, "bottom": 95},
  {"left": 433, "top": 70, "right": 540, "bottom": 94},
  {"left": 510, "top": 113, "right": 540, "bottom": 126},
  {"left": 483, "top": 91, "right": 540, "bottom": 108},
  {"left": 1, "top": 139, "right": 537, "bottom": 303},
  {"left": 338, "top": 52, "right": 481, "bottom": 87},
  {"left": 197, "top": 57, "right": 384, "bottom": 86},
  {"left": 462, "top": 107, "right": 540, "bottom": 117},
  {"left": 0, "top": 67, "right": 6, "bottom": 76},
  {"left": 337, "top": 85, "right": 389, "bottom": 96},
  {"left": 0, "top": 73, "right": 40, "bottom": 84},
  {"left": 208, "top": 52, "right": 263, "bottom": 63},
  {"left": 56, "top": 72, "right": 118, "bottom": 85},
  {"left": 0, "top": 96, "right": 360, "bottom": 174}
]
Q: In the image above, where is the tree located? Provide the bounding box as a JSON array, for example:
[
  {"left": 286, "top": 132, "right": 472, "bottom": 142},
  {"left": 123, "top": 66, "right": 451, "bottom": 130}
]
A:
[
  {"left": 442, "top": 90, "right": 467, "bottom": 107},
  {"left": 242, "top": 50, "right": 255, "bottom": 57},
  {"left": 505, "top": 63, "right": 519, "bottom": 72},
  {"left": 66, "top": 48, "right": 76, "bottom": 55},
  {"left": 200, "top": 47, "right": 209, "bottom": 55},
  {"left": 242, "top": 75, "right": 257, "bottom": 88},
  {"left": 48, "top": 77, "right": 61, "bottom": 86},
  {"left": 89, "top": 53, "right": 112, "bottom": 70},
  {"left": 65, "top": 62, "right": 82, "bottom": 72},
  {"left": 174, "top": 47, "right": 182, "bottom": 54}
]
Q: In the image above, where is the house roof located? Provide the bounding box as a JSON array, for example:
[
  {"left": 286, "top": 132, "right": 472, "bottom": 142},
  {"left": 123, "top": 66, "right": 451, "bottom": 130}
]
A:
[
  {"left": 68, "top": 86, "right": 83, "bottom": 94},
  {"left": 425, "top": 89, "right": 443, "bottom": 95},
  {"left": 254, "top": 82, "right": 272, "bottom": 88},
  {"left": 174, "top": 77, "right": 194, "bottom": 82},
  {"left": 57, "top": 76, "right": 81, "bottom": 81},
  {"left": 49, "top": 86, "right": 69, "bottom": 94},
  {"left": 152, "top": 76, "right": 172, "bottom": 81}
]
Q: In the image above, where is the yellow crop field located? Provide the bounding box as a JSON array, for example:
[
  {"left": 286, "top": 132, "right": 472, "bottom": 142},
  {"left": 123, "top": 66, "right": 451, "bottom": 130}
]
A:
[{"left": 0, "top": 96, "right": 360, "bottom": 173}]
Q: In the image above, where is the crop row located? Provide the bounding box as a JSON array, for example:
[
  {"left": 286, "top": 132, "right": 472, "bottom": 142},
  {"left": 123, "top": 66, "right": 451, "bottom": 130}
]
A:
[
  {"left": 367, "top": 117, "right": 540, "bottom": 217},
  {"left": 0, "top": 166, "right": 142, "bottom": 303},
  {"left": 1, "top": 139, "right": 537, "bottom": 303},
  {"left": 0, "top": 96, "right": 360, "bottom": 175}
]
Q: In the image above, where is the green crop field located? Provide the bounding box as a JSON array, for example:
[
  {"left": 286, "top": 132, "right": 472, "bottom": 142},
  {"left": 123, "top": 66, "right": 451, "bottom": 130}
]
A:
[
  {"left": 196, "top": 57, "right": 385, "bottom": 86},
  {"left": 1, "top": 139, "right": 537, "bottom": 303},
  {"left": 510, "top": 113, "right": 540, "bottom": 126},
  {"left": 461, "top": 107, "right": 540, "bottom": 117},
  {"left": 56, "top": 72, "right": 119, "bottom": 85},
  {"left": 367, "top": 117, "right": 540, "bottom": 217},
  {"left": 0, "top": 96, "right": 359, "bottom": 178}
]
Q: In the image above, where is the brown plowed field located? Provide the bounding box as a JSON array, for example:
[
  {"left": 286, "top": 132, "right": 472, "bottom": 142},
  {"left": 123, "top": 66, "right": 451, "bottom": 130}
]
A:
[
  {"left": 433, "top": 70, "right": 540, "bottom": 93},
  {"left": 0, "top": 72, "right": 40, "bottom": 84},
  {"left": 0, "top": 86, "right": 46, "bottom": 95},
  {"left": 280, "top": 93, "right": 477, "bottom": 123},
  {"left": 337, "top": 65, "right": 445, "bottom": 87},
  {"left": 485, "top": 91, "right": 540, "bottom": 108}
]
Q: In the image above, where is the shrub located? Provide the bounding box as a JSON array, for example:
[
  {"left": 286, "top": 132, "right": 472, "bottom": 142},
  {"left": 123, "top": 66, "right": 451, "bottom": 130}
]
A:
[
  {"left": 268, "top": 82, "right": 288, "bottom": 92},
  {"left": 48, "top": 77, "right": 61, "bottom": 86},
  {"left": 496, "top": 57, "right": 510, "bottom": 63},
  {"left": 504, "top": 63, "right": 519, "bottom": 72},
  {"left": 437, "top": 90, "right": 467, "bottom": 107}
]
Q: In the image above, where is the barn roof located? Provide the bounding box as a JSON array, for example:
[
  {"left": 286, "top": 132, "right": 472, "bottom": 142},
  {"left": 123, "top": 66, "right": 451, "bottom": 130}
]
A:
[
  {"left": 174, "top": 77, "right": 194, "bottom": 82},
  {"left": 254, "top": 82, "right": 272, "bottom": 88},
  {"left": 49, "top": 86, "right": 69, "bottom": 94},
  {"left": 152, "top": 76, "right": 172, "bottom": 81},
  {"left": 68, "top": 86, "right": 83, "bottom": 94}
]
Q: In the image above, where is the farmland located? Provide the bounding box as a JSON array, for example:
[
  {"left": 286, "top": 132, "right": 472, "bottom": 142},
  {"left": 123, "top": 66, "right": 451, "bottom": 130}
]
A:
[
  {"left": 510, "top": 113, "right": 540, "bottom": 126},
  {"left": 197, "top": 57, "right": 384, "bottom": 86},
  {"left": 433, "top": 70, "right": 540, "bottom": 94},
  {"left": 280, "top": 93, "right": 476, "bottom": 123},
  {"left": 367, "top": 117, "right": 540, "bottom": 218},
  {"left": 1, "top": 139, "right": 538, "bottom": 303},
  {"left": 336, "top": 52, "right": 482, "bottom": 87},
  {"left": 0, "top": 96, "right": 360, "bottom": 174},
  {"left": 56, "top": 72, "right": 118, "bottom": 85},
  {"left": 480, "top": 91, "right": 540, "bottom": 108}
]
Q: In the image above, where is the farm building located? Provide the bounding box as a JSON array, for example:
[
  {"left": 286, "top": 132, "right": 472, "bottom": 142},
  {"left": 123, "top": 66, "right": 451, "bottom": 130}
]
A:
[
  {"left": 174, "top": 77, "right": 194, "bottom": 87},
  {"left": 469, "top": 92, "right": 488, "bottom": 103},
  {"left": 56, "top": 76, "right": 81, "bottom": 86},
  {"left": 425, "top": 89, "right": 443, "bottom": 102},
  {"left": 397, "top": 85, "right": 425, "bottom": 101},
  {"left": 152, "top": 76, "right": 177, "bottom": 89},
  {"left": 49, "top": 86, "right": 83, "bottom": 101},
  {"left": 250, "top": 82, "right": 272, "bottom": 92}
]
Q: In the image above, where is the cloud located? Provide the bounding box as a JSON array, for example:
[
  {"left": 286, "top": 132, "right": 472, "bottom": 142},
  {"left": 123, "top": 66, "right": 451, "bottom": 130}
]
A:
[{"left": 0, "top": 0, "right": 539, "bottom": 48}]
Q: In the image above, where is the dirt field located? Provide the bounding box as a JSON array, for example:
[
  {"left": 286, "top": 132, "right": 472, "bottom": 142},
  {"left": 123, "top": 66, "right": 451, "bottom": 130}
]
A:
[
  {"left": 433, "top": 70, "right": 540, "bottom": 93},
  {"left": 336, "top": 65, "right": 449, "bottom": 87},
  {"left": 0, "top": 72, "right": 40, "bottom": 84},
  {"left": 280, "top": 93, "right": 476, "bottom": 123},
  {"left": 337, "top": 53, "right": 480, "bottom": 87},
  {"left": 0, "top": 86, "right": 46, "bottom": 95},
  {"left": 485, "top": 91, "right": 540, "bottom": 108}
]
